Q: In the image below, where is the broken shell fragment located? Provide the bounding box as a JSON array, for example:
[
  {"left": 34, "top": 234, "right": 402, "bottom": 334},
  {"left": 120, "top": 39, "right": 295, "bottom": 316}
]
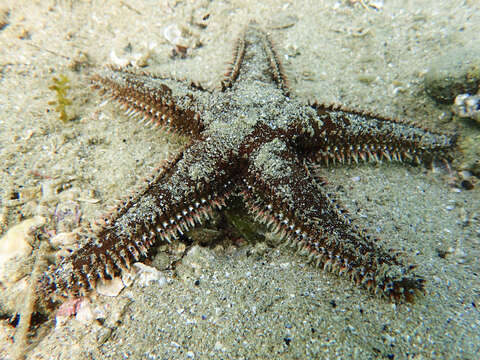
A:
[
  {"left": 0, "top": 216, "right": 45, "bottom": 286},
  {"left": 96, "top": 276, "right": 125, "bottom": 297}
]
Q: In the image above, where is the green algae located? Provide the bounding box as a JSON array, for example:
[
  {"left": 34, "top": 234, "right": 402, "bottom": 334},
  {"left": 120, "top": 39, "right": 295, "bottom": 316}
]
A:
[{"left": 48, "top": 74, "right": 73, "bottom": 122}]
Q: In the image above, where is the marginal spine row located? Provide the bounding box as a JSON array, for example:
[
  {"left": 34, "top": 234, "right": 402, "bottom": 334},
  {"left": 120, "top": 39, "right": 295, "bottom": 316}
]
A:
[
  {"left": 221, "top": 30, "right": 246, "bottom": 90},
  {"left": 243, "top": 145, "right": 424, "bottom": 303},
  {"left": 140, "top": 194, "right": 229, "bottom": 245},
  {"left": 307, "top": 103, "right": 456, "bottom": 166},
  {"left": 91, "top": 65, "right": 204, "bottom": 137},
  {"left": 92, "top": 146, "right": 188, "bottom": 231},
  {"left": 40, "top": 191, "right": 230, "bottom": 301},
  {"left": 261, "top": 31, "right": 290, "bottom": 96},
  {"left": 39, "top": 139, "right": 235, "bottom": 301},
  {"left": 244, "top": 191, "right": 423, "bottom": 301},
  {"left": 310, "top": 141, "right": 421, "bottom": 166}
]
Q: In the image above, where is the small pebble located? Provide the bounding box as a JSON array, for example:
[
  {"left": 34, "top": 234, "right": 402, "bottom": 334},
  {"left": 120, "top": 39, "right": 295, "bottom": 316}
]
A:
[
  {"left": 453, "top": 92, "right": 480, "bottom": 123},
  {"left": 133, "top": 262, "right": 167, "bottom": 287}
]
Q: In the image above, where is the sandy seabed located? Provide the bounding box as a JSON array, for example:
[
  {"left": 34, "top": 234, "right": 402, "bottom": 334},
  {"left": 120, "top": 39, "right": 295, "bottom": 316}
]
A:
[{"left": 0, "top": 1, "right": 479, "bottom": 359}]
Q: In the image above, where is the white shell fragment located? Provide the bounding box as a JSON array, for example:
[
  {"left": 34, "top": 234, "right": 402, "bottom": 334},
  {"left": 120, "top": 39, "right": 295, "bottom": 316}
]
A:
[
  {"left": 75, "top": 298, "right": 95, "bottom": 324},
  {"left": 49, "top": 231, "right": 78, "bottom": 248},
  {"left": 96, "top": 276, "right": 125, "bottom": 297},
  {"left": 0, "top": 216, "right": 45, "bottom": 286},
  {"left": 163, "top": 24, "right": 183, "bottom": 45},
  {"left": 94, "top": 263, "right": 166, "bottom": 298}
]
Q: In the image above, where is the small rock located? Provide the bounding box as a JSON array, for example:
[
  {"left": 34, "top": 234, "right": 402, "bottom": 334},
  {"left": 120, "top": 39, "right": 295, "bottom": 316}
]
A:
[
  {"left": 251, "top": 241, "right": 269, "bottom": 256},
  {"left": 453, "top": 92, "right": 480, "bottom": 123},
  {"left": 424, "top": 47, "right": 480, "bottom": 103},
  {"left": 176, "top": 245, "right": 215, "bottom": 281},
  {"left": 150, "top": 251, "right": 171, "bottom": 270},
  {"left": 133, "top": 262, "right": 167, "bottom": 287},
  {"left": 458, "top": 131, "right": 480, "bottom": 176}
]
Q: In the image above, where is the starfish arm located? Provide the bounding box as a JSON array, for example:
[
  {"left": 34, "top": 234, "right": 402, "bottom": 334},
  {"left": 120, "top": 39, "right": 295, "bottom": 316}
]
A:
[
  {"left": 243, "top": 138, "right": 424, "bottom": 300},
  {"left": 299, "top": 103, "right": 456, "bottom": 165},
  {"left": 91, "top": 65, "right": 206, "bottom": 137},
  {"left": 39, "top": 140, "right": 237, "bottom": 302},
  {"left": 221, "top": 22, "right": 289, "bottom": 96}
]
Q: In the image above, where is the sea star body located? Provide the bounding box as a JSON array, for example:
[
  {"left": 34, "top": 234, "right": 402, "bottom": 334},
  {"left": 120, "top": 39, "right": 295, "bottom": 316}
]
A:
[{"left": 39, "top": 22, "right": 455, "bottom": 305}]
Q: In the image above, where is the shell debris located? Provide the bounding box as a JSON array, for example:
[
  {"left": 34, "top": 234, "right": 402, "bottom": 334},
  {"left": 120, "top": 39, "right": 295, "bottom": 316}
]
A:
[{"left": 0, "top": 216, "right": 45, "bottom": 286}]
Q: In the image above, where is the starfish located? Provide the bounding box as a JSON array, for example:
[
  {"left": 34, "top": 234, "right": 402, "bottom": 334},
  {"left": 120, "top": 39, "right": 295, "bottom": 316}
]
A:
[{"left": 39, "top": 22, "right": 455, "bottom": 306}]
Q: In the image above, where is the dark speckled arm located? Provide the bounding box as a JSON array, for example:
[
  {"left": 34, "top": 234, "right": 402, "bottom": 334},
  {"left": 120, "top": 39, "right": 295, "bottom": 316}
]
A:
[
  {"left": 39, "top": 138, "right": 238, "bottom": 301},
  {"left": 242, "top": 137, "right": 424, "bottom": 300},
  {"left": 298, "top": 103, "right": 456, "bottom": 166},
  {"left": 91, "top": 65, "right": 207, "bottom": 137}
]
